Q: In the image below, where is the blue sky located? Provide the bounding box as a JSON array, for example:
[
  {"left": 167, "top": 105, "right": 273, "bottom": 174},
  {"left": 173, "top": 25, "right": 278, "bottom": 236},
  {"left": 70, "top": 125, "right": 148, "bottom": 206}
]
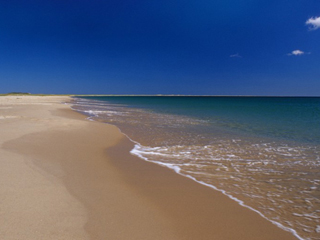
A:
[{"left": 0, "top": 0, "right": 319, "bottom": 95}]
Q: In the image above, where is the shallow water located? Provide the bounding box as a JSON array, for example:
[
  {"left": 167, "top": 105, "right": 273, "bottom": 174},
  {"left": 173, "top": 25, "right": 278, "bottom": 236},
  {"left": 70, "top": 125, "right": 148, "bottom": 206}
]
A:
[{"left": 72, "top": 96, "right": 320, "bottom": 240}]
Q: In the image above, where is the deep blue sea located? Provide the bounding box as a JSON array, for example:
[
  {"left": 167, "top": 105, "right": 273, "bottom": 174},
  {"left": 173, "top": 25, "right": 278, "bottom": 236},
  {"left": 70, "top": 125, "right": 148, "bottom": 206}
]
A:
[{"left": 72, "top": 96, "right": 320, "bottom": 240}]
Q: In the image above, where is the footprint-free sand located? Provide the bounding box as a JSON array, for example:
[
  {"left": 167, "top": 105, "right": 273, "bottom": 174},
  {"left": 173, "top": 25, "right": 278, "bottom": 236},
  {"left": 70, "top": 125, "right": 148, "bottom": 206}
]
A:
[{"left": 0, "top": 96, "right": 297, "bottom": 240}]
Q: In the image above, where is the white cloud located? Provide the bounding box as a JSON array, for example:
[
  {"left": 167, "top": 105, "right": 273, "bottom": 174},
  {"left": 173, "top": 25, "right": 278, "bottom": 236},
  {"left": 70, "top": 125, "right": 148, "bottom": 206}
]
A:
[
  {"left": 306, "top": 16, "right": 320, "bottom": 30},
  {"left": 230, "top": 53, "right": 242, "bottom": 58},
  {"left": 287, "top": 50, "right": 309, "bottom": 56}
]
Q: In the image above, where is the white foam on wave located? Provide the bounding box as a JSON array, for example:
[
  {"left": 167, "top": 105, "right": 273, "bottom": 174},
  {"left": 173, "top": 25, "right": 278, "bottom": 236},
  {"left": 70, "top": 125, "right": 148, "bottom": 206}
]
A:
[
  {"left": 130, "top": 143, "right": 305, "bottom": 240},
  {"left": 69, "top": 106, "right": 95, "bottom": 121}
]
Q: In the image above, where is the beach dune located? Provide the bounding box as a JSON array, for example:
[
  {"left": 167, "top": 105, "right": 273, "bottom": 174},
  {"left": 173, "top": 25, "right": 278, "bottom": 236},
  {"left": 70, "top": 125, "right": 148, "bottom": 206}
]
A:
[{"left": 0, "top": 96, "right": 297, "bottom": 240}]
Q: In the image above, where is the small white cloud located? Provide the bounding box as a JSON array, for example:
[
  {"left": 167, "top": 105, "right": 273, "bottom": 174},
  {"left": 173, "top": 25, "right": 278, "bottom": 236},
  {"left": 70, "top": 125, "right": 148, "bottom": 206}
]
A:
[
  {"left": 287, "top": 50, "right": 309, "bottom": 56},
  {"left": 230, "top": 53, "right": 242, "bottom": 58},
  {"left": 306, "top": 16, "right": 320, "bottom": 30},
  {"left": 291, "top": 50, "right": 304, "bottom": 55}
]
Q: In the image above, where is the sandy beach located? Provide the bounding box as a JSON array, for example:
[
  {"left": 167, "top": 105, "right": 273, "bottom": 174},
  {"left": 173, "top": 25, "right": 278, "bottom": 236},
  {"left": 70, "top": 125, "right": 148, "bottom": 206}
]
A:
[{"left": 0, "top": 95, "right": 298, "bottom": 240}]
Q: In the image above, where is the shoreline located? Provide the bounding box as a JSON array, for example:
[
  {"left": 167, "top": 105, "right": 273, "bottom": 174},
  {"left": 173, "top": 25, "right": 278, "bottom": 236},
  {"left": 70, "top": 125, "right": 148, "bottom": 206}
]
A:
[
  {"left": 129, "top": 143, "right": 304, "bottom": 240},
  {"left": 71, "top": 96, "right": 301, "bottom": 240},
  {"left": 72, "top": 96, "right": 311, "bottom": 239},
  {"left": 0, "top": 96, "right": 298, "bottom": 239}
]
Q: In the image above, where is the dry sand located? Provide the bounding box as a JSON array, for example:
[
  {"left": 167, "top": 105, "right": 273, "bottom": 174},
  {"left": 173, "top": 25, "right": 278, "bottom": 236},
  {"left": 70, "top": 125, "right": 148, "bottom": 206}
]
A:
[{"left": 0, "top": 96, "right": 297, "bottom": 240}]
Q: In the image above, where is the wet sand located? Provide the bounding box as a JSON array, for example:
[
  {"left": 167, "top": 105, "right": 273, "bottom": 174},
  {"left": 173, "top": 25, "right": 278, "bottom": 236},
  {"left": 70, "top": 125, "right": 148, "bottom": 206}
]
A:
[{"left": 0, "top": 96, "right": 297, "bottom": 239}]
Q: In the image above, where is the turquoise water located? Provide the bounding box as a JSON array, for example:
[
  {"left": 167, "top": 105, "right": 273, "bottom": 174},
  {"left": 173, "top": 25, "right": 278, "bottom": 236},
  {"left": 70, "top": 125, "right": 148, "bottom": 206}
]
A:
[
  {"left": 72, "top": 96, "right": 320, "bottom": 240},
  {"left": 78, "top": 96, "right": 320, "bottom": 143}
]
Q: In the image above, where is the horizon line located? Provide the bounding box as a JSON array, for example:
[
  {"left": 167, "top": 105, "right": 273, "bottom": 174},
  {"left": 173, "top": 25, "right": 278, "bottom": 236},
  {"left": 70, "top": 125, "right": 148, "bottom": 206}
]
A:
[{"left": 1, "top": 93, "right": 319, "bottom": 97}]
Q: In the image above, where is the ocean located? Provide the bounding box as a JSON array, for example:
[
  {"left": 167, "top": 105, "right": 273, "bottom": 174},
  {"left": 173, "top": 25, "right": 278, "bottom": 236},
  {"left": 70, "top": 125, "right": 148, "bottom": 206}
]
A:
[{"left": 71, "top": 96, "right": 320, "bottom": 240}]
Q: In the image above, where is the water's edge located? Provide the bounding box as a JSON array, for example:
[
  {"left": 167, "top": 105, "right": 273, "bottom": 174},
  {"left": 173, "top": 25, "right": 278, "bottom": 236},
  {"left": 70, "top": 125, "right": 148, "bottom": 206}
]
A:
[{"left": 67, "top": 98, "right": 303, "bottom": 240}]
